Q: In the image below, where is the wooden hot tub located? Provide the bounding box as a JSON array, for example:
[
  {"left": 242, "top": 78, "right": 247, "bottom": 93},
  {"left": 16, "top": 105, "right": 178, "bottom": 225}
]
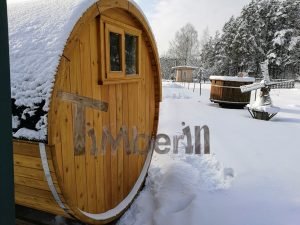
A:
[{"left": 209, "top": 76, "right": 255, "bottom": 108}]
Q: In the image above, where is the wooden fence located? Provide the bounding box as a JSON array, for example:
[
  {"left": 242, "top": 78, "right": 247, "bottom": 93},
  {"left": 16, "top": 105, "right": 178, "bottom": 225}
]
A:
[
  {"left": 269, "top": 80, "right": 295, "bottom": 89},
  {"left": 255, "top": 79, "right": 295, "bottom": 89}
]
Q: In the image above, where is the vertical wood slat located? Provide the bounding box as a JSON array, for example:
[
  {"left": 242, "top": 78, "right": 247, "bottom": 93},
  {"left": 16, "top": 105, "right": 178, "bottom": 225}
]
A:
[
  {"left": 137, "top": 81, "right": 143, "bottom": 173},
  {"left": 153, "top": 70, "right": 160, "bottom": 134},
  {"left": 109, "top": 84, "right": 118, "bottom": 207},
  {"left": 90, "top": 16, "right": 106, "bottom": 213},
  {"left": 127, "top": 83, "right": 134, "bottom": 192},
  {"left": 127, "top": 82, "right": 139, "bottom": 190},
  {"left": 100, "top": 17, "right": 106, "bottom": 82},
  {"left": 144, "top": 39, "right": 150, "bottom": 163},
  {"left": 133, "top": 82, "right": 139, "bottom": 183},
  {"left": 122, "top": 84, "right": 130, "bottom": 196},
  {"left": 80, "top": 24, "right": 98, "bottom": 213},
  {"left": 101, "top": 85, "right": 112, "bottom": 211},
  {"left": 60, "top": 62, "right": 78, "bottom": 210},
  {"left": 149, "top": 55, "right": 155, "bottom": 137},
  {"left": 99, "top": 16, "right": 110, "bottom": 210},
  {"left": 138, "top": 41, "right": 147, "bottom": 173},
  {"left": 50, "top": 57, "right": 70, "bottom": 184},
  {"left": 71, "top": 40, "right": 88, "bottom": 211},
  {"left": 116, "top": 84, "right": 124, "bottom": 202}
]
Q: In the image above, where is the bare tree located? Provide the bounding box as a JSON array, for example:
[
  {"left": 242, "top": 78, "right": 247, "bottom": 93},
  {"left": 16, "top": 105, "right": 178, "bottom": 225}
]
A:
[
  {"left": 200, "top": 26, "right": 210, "bottom": 50},
  {"left": 167, "top": 23, "right": 200, "bottom": 65}
]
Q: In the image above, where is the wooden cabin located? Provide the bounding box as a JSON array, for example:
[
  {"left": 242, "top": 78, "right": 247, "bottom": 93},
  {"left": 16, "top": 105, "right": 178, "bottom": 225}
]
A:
[
  {"left": 8, "top": 0, "right": 161, "bottom": 224},
  {"left": 209, "top": 76, "right": 254, "bottom": 108},
  {"left": 173, "top": 66, "right": 198, "bottom": 82}
]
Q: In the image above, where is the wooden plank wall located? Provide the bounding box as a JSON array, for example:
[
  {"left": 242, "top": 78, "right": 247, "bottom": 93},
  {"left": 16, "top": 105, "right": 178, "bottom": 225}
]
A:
[
  {"left": 47, "top": 9, "right": 157, "bottom": 215},
  {"left": 13, "top": 4, "right": 160, "bottom": 220},
  {"left": 13, "top": 141, "right": 68, "bottom": 217}
]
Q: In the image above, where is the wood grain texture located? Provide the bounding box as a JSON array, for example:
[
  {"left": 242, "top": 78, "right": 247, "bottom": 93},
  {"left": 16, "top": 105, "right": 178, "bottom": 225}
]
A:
[
  {"left": 15, "top": 1, "right": 161, "bottom": 224},
  {"left": 210, "top": 79, "right": 253, "bottom": 106},
  {"left": 90, "top": 17, "right": 106, "bottom": 213},
  {"left": 116, "top": 84, "right": 124, "bottom": 203},
  {"left": 57, "top": 92, "right": 108, "bottom": 111},
  {"left": 101, "top": 84, "right": 112, "bottom": 211}
]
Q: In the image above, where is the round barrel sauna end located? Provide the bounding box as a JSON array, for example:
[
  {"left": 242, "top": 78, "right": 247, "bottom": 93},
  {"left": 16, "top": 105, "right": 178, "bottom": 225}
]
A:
[{"left": 10, "top": 0, "right": 161, "bottom": 224}]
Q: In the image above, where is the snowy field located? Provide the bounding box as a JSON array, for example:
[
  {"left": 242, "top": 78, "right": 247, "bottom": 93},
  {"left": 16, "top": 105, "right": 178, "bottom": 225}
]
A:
[{"left": 119, "top": 81, "right": 300, "bottom": 225}]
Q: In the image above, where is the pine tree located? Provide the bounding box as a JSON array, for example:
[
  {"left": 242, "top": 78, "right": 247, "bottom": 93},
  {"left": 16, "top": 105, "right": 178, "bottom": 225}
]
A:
[{"left": 200, "top": 0, "right": 300, "bottom": 79}]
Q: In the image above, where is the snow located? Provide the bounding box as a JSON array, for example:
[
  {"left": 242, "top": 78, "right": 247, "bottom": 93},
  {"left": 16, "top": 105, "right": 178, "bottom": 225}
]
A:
[
  {"left": 172, "top": 66, "right": 199, "bottom": 70},
  {"left": 247, "top": 88, "right": 281, "bottom": 114},
  {"left": 7, "top": 0, "right": 99, "bottom": 108},
  {"left": 288, "top": 36, "right": 300, "bottom": 51},
  {"left": 7, "top": 0, "right": 99, "bottom": 140},
  {"left": 273, "top": 29, "right": 293, "bottom": 46},
  {"left": 12, "top": 116, "right": 20, "bottom": 129},
  {"left": 210, "top": 75, "right": 255, "bottom": 82},
  {"left": 163, "top": 82, "right": 191, "bottom": 99},
  {"left": 268, "top": 52, "right": 277, "bottom": 59},
  {"left": 248, "top": 104, "right": 281, "bottom": 114},
  {"left": 13, "top": 127, "right": 46, "bottom": 141},
  {"left": 7, "top": 0, "right": 148, "bottom": 141},
  {"left": 118, "top": 81, "right": 300, "bottom": 225}
]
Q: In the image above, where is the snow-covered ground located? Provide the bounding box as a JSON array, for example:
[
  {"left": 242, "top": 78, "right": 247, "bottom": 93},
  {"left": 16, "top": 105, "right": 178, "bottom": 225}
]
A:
[{"left": 119, "top": 81, "right": 300, "bottom": 225}]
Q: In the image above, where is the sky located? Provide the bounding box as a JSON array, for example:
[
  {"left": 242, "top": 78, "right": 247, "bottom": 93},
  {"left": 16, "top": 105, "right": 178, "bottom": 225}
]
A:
[
  {"left": 7, "top": 0, "right": 252, "bottom": 55},
  {"left": 134, "top": 0, "right": 252, "bottom": 54}
]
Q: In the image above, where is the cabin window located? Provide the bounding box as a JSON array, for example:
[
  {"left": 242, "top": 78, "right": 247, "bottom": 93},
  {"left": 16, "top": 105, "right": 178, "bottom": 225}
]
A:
[
  {"left": 102, "top": 16, "right": 142, "bottom": 83},
  {"left": 110, "top": 32, "right": 122, "bottom": 72},
  {"left": 125, "top": 34, "right": 138, "bottom": 75}
]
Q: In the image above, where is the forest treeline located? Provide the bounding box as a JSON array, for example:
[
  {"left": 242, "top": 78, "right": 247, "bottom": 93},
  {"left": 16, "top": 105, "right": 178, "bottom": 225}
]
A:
[{"left": 161, "top": 0, "right": 300, "bottom": 80}]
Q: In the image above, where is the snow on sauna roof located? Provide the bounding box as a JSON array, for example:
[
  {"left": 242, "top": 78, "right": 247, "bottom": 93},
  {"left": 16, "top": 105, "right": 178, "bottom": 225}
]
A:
[
  {"left": 7, "top": 0, "right": 146, "bottom": 141},
  {"left": 172, "top": 66, "right": 199, "bottom": 70},
  {"left": 8, "top": 0, "right": 100, "bottom": 108},
  {"left": 209, "top": 76, "right": 255, "bottom": 82}
]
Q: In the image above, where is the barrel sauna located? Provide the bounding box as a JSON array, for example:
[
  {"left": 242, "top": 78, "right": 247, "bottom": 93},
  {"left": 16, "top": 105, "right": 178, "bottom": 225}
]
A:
[
  {"left": 209, "top": 76, "right": 255, "bottom": 108},
  {"left": 8, "top": 0, "right": 161, "bottom": 224}
]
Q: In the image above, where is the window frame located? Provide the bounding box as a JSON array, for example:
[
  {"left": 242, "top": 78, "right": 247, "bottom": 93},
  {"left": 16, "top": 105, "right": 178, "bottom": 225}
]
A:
[
  {"left": 101, "top": 16, "right": 142, "bottom": 84},
  {"left": 105, "top": 23, "right": 125, "bottom": 78},
  {"left": 125, "top": 31, "right": 140, "bottom": 77}
]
